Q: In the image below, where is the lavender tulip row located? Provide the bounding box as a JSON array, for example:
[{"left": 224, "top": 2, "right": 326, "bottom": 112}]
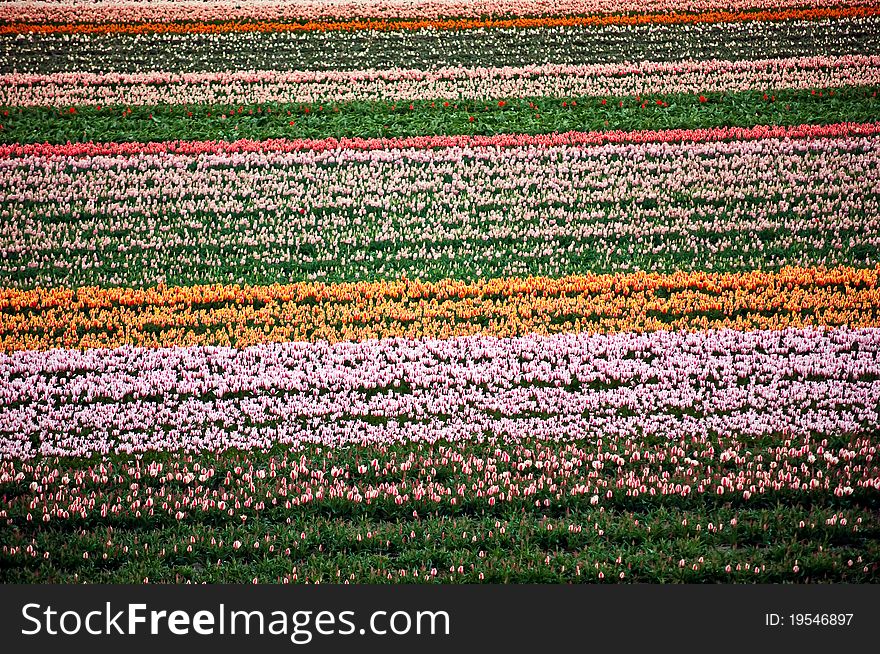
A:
[
  {"left": 4, "top": 19, "right": 876, "bottom": 75},
  {"left": 1, "top": 326, "right": 878, "bottom": 460},
  {"left": 3, "top": 56, "right": 875, "bottom": 106},
  {"left": 2, "top": 133, "right": 877, "bottom": 288}
]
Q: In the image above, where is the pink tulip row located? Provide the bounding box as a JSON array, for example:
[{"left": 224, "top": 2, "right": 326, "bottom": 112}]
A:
[
  {"left": 3, "top": 132, "right": 876, "bottom": 287},
  {"left": 1, "top": 0, "right": 866, "bottom": 24},
  {"left": 0, "top": 121, "right": 873, "bottom": 159},
  {"left": 3, "top": 56, "right": 875, "bottom": 105},
  {"left": 1, "top": 327, "right": 879, "bottom": 460},
  {"left": 0, "top": 434, "right": 876, "bottom": 525},
  {"left": 8, "top": 55, "right": 874, "bottom": 85}
]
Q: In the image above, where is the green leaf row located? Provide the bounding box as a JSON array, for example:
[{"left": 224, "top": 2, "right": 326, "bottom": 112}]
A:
[
  {"left": 1, "top": 441, "right": 877, "bottom": 583},
  {"left": 1, "top": 87, "right": 877, "bottom": 145}
]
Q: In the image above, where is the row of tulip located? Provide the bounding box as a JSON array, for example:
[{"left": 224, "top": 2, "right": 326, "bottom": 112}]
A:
[
  {"left": 2, "top": 490, "right": 875, "bottom": 583},
  {"left": 3, "top": 0, "right": 868, "bottom": 24},
  {"left": 5, "top": 18, "right": 875, "bottom": 75},
  {"left": 4, "top": 57, "right": 876, "bottom": 106},
  {"left": 4, "top": 6, "right": 877, "bottom": 35},
  {"left": 3, "top": 131, "right": 877, "bottom": 288},
  {"left": 2, "top": 326, "right": 879, "bottom": 459},
  {"left": 4, "top": 436, "right": 876, "bottom": 524},
  {"left": 1, "top": 121, "right": 874, "bottom": 157},
  {"left": 3, "top": 433, "right": 877, "bottom": 517},
  {"left": 0, "top": 267, "right": 878, "bottom": 352},
  {"left": 6, "top": 88, "right": 875, "bottom": 148}
]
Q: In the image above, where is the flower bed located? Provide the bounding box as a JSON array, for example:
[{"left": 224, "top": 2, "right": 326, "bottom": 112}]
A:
[{"left": 0, "top": 0, "right": 878, "bottom": 584}]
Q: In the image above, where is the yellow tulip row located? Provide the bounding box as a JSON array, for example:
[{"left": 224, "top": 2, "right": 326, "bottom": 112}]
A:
[{"left": 2, "top": 266, "right": 879, "bottom": 352}]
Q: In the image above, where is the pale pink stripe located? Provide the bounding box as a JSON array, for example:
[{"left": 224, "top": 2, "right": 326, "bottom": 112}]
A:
[
  {"left": 1, "top": 121, "right": 876, "bottom": 159},
  {"left": 2, "top": 327, "right": 879, "bottom": 460},
  {"left": 2, "top": 56, "right": 876, "bottom": 106},
  {"left": 6, "top": 56, "right": 875, "bottom": 87},
  {"left": 2, "top": 0, "right": 875, "bottom": 24}
]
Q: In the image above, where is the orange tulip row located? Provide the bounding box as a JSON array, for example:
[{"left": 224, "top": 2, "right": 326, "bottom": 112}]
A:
[
  {"left": 2, "top": 266, "right": 878, "bottom": 352},
  {"left": 2, "top": 7, "right": 876, "bottom": 35}
]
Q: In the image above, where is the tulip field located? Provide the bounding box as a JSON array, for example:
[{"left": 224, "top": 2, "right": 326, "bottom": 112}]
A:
[{"left": 1, "top": 1, "right": 880, "bottom": 584}]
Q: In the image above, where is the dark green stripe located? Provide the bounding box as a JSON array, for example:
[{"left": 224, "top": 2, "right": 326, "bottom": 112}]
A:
[
  {"left": 3, "top": 18, "right": 878, "bottom": 74},
  {"left": 2, "top": 87, "right": 878, "bottom": 145},
  {"left": 0, "top": 442, "right": 877, "bottom": 583}
]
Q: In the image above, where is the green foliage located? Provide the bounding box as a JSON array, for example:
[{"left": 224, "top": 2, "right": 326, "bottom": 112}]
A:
[
  {"left": 2, "top": 87, "right": 877, "bottom": 144},
  {"left": 1, "top": 443, "right": 877, "bottom": 583}
]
